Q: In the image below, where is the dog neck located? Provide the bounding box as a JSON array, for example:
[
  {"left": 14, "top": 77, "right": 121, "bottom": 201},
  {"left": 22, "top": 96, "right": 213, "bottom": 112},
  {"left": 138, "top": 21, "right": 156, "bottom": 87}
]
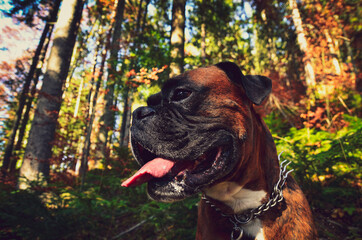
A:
[
  {"left": 203, "top": 182, "right": 267, "bottom": 214},
  {"left": 203, "top": 110, "right": 279, "bottom": 214},
  {"left": 199, "top": 111, "right": 282, "bottom": 239}
]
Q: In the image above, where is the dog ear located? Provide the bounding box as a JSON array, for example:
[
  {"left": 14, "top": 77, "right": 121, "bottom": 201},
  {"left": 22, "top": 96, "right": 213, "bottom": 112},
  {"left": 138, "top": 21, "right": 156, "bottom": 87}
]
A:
[{"left": 215, "top": 61, "right": 272, "bottom": 105}]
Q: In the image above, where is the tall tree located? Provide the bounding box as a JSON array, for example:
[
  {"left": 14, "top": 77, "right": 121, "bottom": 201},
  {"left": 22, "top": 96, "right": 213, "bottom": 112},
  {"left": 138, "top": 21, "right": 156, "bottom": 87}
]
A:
[
  {"left": 11, "top": 20, "right": 56, "bottom": 173},
  {"left": 288, "top": 0, "right": 316, "bottom": 88},
  {"left": 98, "top": 0, "right": 126, "bottom": 159},
  {"left": 1, "top": 0, "right": 61, "bottom": 174},
  {"left": 169, "top": 0, "right": 186, "bottom": 77},
  {"left": 324, "top": 29, "right": 341, "bottom": 75},
  {"left": 79, "top": 29, "right": 108, "bottom": 186},
  {"left": 119, "top": 0, "right": 151, "bottom": 147},
  {"left": 18, "top": 0, "right": 85, "bottom": 189}
]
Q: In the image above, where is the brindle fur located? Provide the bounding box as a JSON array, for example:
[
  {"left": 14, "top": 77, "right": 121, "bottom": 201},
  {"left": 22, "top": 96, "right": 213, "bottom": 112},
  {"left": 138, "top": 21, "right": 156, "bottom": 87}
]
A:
[{"left": 130, "top": 62, "right": 317, "bottom": 239}]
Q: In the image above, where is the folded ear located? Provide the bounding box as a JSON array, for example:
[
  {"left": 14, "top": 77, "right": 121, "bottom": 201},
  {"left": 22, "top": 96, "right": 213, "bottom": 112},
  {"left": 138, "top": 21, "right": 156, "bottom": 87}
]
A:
[{"left": 215, "top": 61, "right": 272, "bottom": 105}]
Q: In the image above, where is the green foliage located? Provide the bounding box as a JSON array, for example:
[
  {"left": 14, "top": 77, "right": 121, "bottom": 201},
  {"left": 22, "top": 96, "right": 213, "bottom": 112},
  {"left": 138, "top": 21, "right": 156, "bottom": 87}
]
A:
[
  {"left": 0, "top": 148, "right": 198, "bottom": 239},
  {"left": 0, "top": 187, "right": 79, "bottom": 239},
  {"left": 265, "top": 113, "right": 362, "bottom": 236},
  {"left": 133, "top": 84, "right": 161, "bottom": 106}
]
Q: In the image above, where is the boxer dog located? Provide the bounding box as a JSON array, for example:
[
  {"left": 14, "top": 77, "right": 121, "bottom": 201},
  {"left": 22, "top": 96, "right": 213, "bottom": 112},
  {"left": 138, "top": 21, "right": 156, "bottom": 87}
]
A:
[{"left": 122, "top": 62, "right": 317, "bottom": 239}]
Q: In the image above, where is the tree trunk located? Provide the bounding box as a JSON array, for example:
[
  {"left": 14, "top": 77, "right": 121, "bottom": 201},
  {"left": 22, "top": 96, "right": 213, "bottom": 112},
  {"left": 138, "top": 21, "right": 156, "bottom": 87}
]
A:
[
  {"left": 10, "top": 21, "right": 56, "bottom": 173},
  {"left": 141, "top": 0, "right": 151, "bottom": 33},
  {"left": 79, "top": 25, "right": 109, "bottom": 180},
  {"left": 18, "top": 0, "right": 84, "bottom": 189},
  {"left": 119, "top": 0, "right": 148, "bottom": 148},
  {"left": 79, "top": 43, "right": 105, "bottom": 188},
  {"left": 1, "top": 0, "right": 61, "bottom": 175},
  {"left": 73, "top": 77, "right": 84, "bottom": 118},
  {"left": 288, "top": 0, "right": 316, "bottom": 87},
  {"left": 122, "top": 100, "right": 132, "bottom": 147},
  {"left": 201, "top": 23, "right": 206, "bottom": 65},
  {"left": 98, "top": 0, "right": 126, "bottom": 160},
  {"left": 324, "top": 29, "right": 341, "bottom": 75},
  {"left": 335, "top": 16, "right": 360, "bottom": 92},
  {"left": 136, "top": 0, "right": 144, "bottom": 33},
  {"left": 169, "top": 0, "right": 186, "bottom": 78},
  {"left": 120, "top": 90, "right": 132, "bottom": 147}
]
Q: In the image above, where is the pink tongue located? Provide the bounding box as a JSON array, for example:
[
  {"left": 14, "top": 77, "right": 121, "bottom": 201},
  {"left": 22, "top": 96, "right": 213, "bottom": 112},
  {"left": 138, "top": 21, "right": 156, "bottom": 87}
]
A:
[{"left": 122, "top": 158, "right": 175, "bottom": 187}]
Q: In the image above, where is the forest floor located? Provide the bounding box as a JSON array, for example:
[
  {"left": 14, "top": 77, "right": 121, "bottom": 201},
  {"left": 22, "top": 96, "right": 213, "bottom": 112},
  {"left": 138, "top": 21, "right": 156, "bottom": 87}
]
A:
[{"left": 314, "top": 209, "right": 362, "bottom": 239}]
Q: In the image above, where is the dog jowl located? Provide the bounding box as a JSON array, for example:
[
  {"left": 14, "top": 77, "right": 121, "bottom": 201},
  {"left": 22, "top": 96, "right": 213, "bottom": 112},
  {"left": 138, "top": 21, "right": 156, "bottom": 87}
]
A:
[{"left": 122, "top": 62, "right": 317, "bottom": 240}]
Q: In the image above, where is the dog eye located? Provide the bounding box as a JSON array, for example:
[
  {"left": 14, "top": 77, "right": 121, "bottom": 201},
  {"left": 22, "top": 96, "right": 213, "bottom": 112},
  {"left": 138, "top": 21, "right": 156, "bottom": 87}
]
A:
[{"left": 171, "top": 89, "right": 192, "bottom": 102}]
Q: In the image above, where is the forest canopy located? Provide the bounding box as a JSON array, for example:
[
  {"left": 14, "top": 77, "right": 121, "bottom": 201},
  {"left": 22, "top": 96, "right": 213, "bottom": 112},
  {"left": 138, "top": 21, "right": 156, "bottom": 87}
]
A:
[{"left": 0, "top": 0, "right": 361, "bottom": 239}]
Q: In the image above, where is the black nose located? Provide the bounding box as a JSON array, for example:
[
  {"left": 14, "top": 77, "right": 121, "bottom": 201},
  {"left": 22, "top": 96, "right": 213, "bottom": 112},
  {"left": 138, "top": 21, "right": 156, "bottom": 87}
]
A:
[{"left": 134, "top": 107, "right": 156, "bottom": 120}]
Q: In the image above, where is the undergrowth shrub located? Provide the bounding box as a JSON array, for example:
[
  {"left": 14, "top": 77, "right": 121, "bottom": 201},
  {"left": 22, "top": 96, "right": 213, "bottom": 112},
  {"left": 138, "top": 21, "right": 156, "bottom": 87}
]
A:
[
  {"left": 265, "top": 113, "right": 362, "bottom": 238},
  {"left": 0, "top": 150, "right": 198, "bottom": 240}
]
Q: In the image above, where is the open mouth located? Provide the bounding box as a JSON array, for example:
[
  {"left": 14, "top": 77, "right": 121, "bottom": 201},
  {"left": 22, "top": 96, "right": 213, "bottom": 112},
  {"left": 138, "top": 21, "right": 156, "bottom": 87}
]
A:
[{"left": 122, "top": 142, "right": 223, "bottom": 188}]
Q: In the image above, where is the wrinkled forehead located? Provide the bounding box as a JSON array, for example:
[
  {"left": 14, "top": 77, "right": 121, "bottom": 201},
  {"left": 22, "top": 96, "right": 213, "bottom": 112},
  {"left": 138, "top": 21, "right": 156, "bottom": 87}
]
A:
[
  {"left": 162, "top": 66, "right": 232, "bottom": 91},
  {"left": 186, "top": 66, "right": 229, "bottom": 86}
]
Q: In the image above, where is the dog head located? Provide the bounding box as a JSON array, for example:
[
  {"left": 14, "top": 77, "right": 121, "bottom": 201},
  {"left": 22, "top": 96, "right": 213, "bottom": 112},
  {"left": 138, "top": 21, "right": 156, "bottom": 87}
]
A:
[{"left": 123, "top": 62, "right": 272, "bottom": 202}]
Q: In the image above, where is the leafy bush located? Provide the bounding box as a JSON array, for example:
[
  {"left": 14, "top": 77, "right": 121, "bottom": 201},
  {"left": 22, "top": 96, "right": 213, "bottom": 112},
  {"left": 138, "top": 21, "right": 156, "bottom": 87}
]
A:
[
  {"left": 0, "top": 153, "right": 198, "bottom": 240},
  {"left": 265, "top": 113, "right": 362, "bottom": 238}
]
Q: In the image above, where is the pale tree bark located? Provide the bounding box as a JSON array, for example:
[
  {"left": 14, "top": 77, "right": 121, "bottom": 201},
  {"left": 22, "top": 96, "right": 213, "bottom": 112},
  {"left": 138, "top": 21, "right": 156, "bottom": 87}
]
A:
[
  {"left": 169, "top": 0, "right": 186, "bottom": 78},
  {"left": 119, "top": 94, "right": 131, "bottom": 147},
  {"left": 342, "top": 31, "right": 360, "bottom": 91},
  {"left": 252, "top": 28, "right": 262, "bottom": 74},
  {"left": 288, "top": 0, "right": 316, "bottom": 87},
  {"left": 11, "top": 21, "right": 55, "bottom": 173},
  {"left": 98, "top": 0, "right": 126, "bottom": 160},
  {"left": 335, "top": 15, "right": 360, "bottom": 92},
  {"left": 1, "top": 0, "right": 61, "bottom": 175},
  {"left": 73, "top": 76, "right": 84, "bottom": 118},
  {"left": 79, "top": 36, "right": 107, "bottom": 187},
  {"left": 18, "top": 0, "right": 85, "bottom": 189},
  {"left": 324, "top": 29, "right": 341, "bottom": 75},
  {"left": 201, "top": 22, "right": 206, "bottom": 65},
  {"left": 199, "top": 0, "right": 207, "bottom": 64}
]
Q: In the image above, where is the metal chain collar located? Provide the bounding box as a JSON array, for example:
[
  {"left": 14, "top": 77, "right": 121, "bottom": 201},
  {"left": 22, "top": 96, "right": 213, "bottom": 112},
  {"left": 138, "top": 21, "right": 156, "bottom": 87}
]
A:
[{"left": 202, "top": 152, "right": 294, "bottom": 240}]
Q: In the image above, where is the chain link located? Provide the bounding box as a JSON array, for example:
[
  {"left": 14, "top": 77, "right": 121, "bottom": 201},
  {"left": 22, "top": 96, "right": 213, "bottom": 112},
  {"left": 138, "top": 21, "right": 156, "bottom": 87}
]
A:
[
  {"left": 248, "top": 155, "right": 293, "bottom": 219},
  {"left": 202, "top": 152, "right": 294, "bottom": 239}
]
